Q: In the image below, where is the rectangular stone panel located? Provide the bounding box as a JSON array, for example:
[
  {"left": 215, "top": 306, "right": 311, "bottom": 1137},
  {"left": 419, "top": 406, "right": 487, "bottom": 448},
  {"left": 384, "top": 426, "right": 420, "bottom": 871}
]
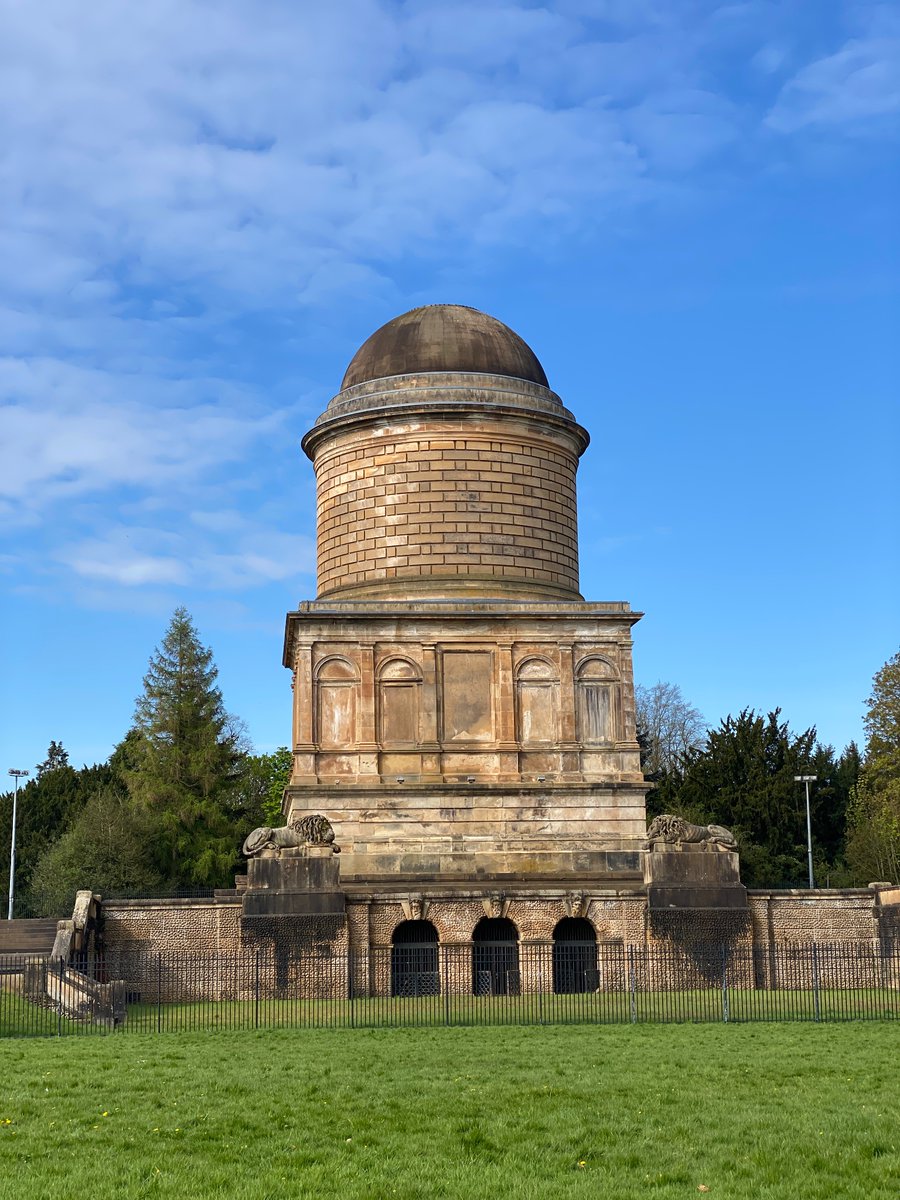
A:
[{"left": 441, "top": 650, "right": 494, "bottom": 742}]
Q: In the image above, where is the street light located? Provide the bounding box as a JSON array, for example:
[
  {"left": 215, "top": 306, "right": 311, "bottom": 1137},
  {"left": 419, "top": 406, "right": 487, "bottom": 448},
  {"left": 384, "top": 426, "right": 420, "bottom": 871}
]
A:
[
  {"left": 7, "top": 769, "right": 29, "bottom": 920},
  {"left": 794, "top": 774, "right": 817, "bottom": 890}
]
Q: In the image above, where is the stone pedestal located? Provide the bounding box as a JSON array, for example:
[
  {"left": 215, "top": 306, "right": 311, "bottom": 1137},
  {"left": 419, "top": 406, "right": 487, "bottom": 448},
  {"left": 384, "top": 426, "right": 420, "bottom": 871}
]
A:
[
  {"left": 242, "top": 846, "right": 345, "bottom": 918},
  {"left": 643, "top": 845, "right": 748, "bottom": 911}
]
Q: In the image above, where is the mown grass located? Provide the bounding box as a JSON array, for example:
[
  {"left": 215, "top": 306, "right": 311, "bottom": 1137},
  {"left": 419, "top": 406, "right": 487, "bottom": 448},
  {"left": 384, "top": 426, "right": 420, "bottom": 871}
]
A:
[
  {"left": 0, "top": 990, "right": 79, "bottom": 1038},
  {"left": 0, "top": 1023, "right": 897, "bottom": 1199},
  {"left": 5, "top": 980, "right": 899, "bottom": 1041},
  {"left": 113, "top": 984, "right": 900, "bottom": 1033}
]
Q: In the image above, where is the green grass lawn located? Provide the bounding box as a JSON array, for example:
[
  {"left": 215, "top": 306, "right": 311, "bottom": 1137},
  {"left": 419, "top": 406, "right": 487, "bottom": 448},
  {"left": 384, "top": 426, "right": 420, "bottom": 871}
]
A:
[
  {"left": 111, "top": 984, "right": 899, "bottom": 1033},
  {"left": 0, "top": 1024, "right": 897, "bottom": 1200}
]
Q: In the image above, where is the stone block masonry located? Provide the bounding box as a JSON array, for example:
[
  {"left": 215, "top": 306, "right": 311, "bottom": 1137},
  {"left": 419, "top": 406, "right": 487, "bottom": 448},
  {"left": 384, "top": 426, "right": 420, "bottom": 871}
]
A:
[{"left": 303, "top": 372, "right": 588, "bottom": 601}]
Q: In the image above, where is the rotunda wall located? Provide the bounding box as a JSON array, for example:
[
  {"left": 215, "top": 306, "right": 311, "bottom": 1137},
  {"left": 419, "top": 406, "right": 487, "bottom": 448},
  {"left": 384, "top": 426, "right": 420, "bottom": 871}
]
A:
[{"left": 310, "top": 403, "right": 583, "bottom": 599}]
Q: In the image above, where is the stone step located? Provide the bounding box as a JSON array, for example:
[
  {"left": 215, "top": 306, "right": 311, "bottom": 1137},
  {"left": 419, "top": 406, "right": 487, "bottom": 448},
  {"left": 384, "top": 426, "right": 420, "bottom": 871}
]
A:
[{"left": 0, "top": 918, "right": 59, "bottom": 956}]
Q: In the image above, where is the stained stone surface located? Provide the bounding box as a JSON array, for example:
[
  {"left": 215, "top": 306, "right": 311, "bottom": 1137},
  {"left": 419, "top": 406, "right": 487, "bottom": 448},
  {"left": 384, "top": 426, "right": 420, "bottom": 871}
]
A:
[{"left": 285, "top": 308, "right": 649, "bottom": 885}]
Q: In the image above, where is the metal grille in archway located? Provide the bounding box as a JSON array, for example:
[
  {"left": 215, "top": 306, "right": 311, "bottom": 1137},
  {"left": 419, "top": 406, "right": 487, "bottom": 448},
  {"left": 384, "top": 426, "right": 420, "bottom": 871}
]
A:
[
  {"left": 391, "top": 920, "right": 439, "bottom": 996},
  {"left": 552, "top": 917, "right": 598, "bottom": 994},
  {"left": 472, "top": 917, "right": 520, "bottom": 996}
]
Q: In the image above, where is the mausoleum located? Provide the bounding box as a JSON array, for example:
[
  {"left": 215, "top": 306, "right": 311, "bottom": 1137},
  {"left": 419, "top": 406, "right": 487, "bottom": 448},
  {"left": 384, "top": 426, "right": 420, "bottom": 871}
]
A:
[{"left": 96, "top": 305, "right": 897, "bottom": 995}]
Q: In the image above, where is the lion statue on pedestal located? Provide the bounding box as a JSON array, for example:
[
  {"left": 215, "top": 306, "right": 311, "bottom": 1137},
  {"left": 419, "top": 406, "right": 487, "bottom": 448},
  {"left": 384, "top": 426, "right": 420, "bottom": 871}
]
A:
[
  {"left": 644, "top": 814, "right": 736, "bottom": 850},
  {"left": 242, "top": 814, "right": 339, "bottom": 858}
]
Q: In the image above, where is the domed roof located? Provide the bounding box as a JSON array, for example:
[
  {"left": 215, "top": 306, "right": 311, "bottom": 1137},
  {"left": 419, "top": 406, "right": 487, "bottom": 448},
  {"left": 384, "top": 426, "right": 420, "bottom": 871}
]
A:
[{"left": 340, "top": 304, "right": 549, "bottom": 391}]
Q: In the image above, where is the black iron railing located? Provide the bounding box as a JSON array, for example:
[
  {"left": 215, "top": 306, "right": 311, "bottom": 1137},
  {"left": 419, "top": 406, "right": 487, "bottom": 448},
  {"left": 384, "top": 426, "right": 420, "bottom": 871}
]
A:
[{"left": 1, "top": 941, "right": 898, "bottom": 1038}]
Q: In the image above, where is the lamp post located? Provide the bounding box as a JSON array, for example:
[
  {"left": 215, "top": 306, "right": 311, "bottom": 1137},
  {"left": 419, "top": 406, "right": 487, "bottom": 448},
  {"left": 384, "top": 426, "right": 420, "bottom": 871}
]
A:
[
  {"left": 7, "top": 769, "right": 29, "bottom": 920},
  {"left": 794, "top": 774, "right": 817, "bottom": 890}
]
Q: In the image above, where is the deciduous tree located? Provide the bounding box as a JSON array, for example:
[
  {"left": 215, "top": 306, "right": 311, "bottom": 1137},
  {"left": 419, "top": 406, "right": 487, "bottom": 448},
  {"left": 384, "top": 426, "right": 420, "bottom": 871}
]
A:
[
  {"left": 28, "top": 786, "right": 163, "bottom": 916},
  {"left": 635, "top": 682, "right": 705, "bottom": 781},
  {"left": 847, "top": 649, "right": 900, "bottom": 884}
]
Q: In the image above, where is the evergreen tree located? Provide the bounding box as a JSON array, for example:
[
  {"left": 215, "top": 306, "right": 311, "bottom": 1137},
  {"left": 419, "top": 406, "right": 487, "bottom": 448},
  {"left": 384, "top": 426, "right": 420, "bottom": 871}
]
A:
[
  {"left": 127, "top": 607, "right": 246, "bottom": 886},
  {"left": 36, "top": 740, "right": 70, "bottom": 777},
  {"left": 0, "top": 759, "right": 119, "bottom": 913},
  {"left": 658, "top": 709, "right": 819, "bottom": 886}
]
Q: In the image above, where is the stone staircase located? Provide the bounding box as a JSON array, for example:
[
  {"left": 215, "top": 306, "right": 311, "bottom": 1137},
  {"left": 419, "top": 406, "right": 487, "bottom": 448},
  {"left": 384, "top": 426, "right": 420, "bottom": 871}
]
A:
[{"left": 0, "top": 919, "right": 59, "bottom": 958}]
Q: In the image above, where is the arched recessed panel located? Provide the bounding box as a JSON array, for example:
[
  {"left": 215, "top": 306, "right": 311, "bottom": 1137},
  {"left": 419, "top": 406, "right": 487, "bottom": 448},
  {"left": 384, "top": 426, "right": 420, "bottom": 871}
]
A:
[
  {"left": 315, "top": 657, "right": 359, "bottom": 748},
  {"left": 576, "top": 657, "right": 618, "bottom": 682},
  {"left": 552, "top": 917, "right": 598, "bottom": 994},
  {"left": 517, "top": 657, "right": 557, "bottom": 682},
  {"left": 576, "top": 658, "right": 619, "bottom": 744},
  {"left": 378, "top": 657, "right": 421, "bottom": 683},
  {"left": 378, "top": 658, "right": 422, "bottom": 746},
  {"left": 391, "top": 920, "right": 439, "bottom": 996},
  {"left": 472, "top": 917, "right": 520, "bottom": 996},
  {"left": 316, "top": 657, "right": 359, "bottom": 683},
  {"left": 516, "top": 657, "right": 559, "bottom": 745}
]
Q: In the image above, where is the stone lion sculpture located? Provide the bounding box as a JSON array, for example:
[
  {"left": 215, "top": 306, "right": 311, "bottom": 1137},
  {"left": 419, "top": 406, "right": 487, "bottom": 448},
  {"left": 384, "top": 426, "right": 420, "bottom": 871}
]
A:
[
  {"left": 644, "top": 813, "right": 736, "bottom": 850},
  {"left": 242, "top": 814, "right": 339, "bottom": 858}
]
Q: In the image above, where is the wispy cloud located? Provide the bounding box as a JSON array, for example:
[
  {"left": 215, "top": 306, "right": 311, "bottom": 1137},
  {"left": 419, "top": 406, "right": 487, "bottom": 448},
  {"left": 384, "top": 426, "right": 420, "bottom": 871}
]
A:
[
  {"left": 767, "top": 35, "right": 900, "bottom": 132},
  {"left": 1, "top": 1, "right": 895, "bottom": 606},
  {"left": 0, "top": 356, "right": 281, "bottom": 519},
  {"left": 55, "top": 523, "right": 315, "bottom": 591}
]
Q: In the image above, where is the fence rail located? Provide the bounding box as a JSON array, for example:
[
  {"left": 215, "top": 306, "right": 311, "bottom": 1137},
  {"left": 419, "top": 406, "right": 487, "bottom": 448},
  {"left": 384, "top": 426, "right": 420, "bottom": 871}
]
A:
[{"left": 2, "top": 941, "right": 898, "bottom": 1038}]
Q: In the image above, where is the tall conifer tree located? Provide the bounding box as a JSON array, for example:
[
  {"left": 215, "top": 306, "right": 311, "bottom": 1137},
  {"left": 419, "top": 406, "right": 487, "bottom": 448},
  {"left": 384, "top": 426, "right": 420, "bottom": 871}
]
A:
[{"left": 128, "top": 607, "right": 245, "bottom": 886}]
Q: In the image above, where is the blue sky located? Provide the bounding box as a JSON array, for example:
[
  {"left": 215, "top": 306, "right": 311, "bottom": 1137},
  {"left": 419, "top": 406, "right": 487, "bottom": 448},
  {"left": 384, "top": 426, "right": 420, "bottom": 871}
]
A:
[{"left": 2, "top": 0, "right": 898, "bottom": 778}]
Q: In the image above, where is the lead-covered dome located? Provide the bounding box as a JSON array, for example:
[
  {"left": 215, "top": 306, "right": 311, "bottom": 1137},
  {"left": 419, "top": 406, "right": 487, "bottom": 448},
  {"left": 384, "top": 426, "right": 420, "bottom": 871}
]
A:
[{"left": 340, "top": 304, "right": 549, "bottom": 391}]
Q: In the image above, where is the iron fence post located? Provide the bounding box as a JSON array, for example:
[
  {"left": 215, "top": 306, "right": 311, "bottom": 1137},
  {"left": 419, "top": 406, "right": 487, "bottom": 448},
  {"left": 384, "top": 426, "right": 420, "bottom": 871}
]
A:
[
  {"left": 157, "top": 953, "right": 162, "bottom": 1034},
  {"left": 812, "top": 942, "right": 821, "bottom": 1022},
  {"left": 629, "top": 945, "right": 637, "bottom": 1024},
  {"left": 721, "top": 945, "right": 729, "bottom": 1023},
  {"left": 539, "top": 943, "right": 547, "bottom": 1025},
  {"left": 57, "top": 957, "right": 64, "bottom": 1037},
  {"left": 443, "top": 947, "right": 451, "bottom": 1027},
  {"left": 349, "top": 951, "right": 355, "bottom": 1028},
  {"left": 255, "top": 950, "right": 260, "bottom": 1029}
]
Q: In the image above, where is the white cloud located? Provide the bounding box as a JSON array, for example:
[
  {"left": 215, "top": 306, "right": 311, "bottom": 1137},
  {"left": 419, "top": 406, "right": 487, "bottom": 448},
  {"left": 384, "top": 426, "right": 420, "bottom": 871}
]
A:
[
  {"left": 0, "top": 356, "right": 281, "bottom": 517},
  {"left": 56, "top": 523, "right": 315, "bottom": 591},
  {"left": 767, "top": 36, "right": 900, "bottom": 131}
]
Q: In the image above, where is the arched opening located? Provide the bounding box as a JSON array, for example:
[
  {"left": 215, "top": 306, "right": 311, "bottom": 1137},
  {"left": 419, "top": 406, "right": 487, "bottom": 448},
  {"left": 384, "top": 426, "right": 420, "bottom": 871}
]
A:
[
  {"left": 472, "top": 917, "right": 520, "bottom": 996},
  {"left": 391, "top": 920, "right": 439, "bottom": 996},
  {"left": 515, "top": 657, "right": 559, "bottom": 745},
  {"left": 552, "top": 917, "right": 598, "bottom": 994},
  {"left": 576, "top": 657, "right": 619, "bottom": 744}
]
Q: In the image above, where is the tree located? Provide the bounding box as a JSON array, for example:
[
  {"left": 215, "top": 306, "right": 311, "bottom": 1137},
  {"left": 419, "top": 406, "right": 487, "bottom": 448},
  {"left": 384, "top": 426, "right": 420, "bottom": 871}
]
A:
[
  {"left": 126, "top": 607, "right": 247, "bottom": 887},
  {"left": 656, "top": 709, "right": 825, "bottom": 887},
  {"left": 28, "top": 786, "right": 163, "bottom": 916},
  {"left": 635, "top": 682, "right": 705, "bottom": 781},
  {"left": 36, "top": 740, "right": 69, "bottom": 777},
  {"left": 0, "top": 759, "right": 120, "bottom": 913},
  {"left": 232, "top": 747, "right": 293, "bottom": 833},
  {"left": 862, "top": 649, "right": 900, "bottom": 777},
  {"left": 847, "top": 649, "right": 900, "bottom": 884}
]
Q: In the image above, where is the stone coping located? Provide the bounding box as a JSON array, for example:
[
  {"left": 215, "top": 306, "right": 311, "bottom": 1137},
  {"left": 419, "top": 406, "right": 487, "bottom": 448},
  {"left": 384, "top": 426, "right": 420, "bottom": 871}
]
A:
[
  {"left": 283, "top": 783, "right": 647, "bottom": 799},
  {"left": 320, "top": 370, "right": 568, "bottom": 418},
  {"left": 747, "top": 888, "right": 884, "bottom": 899},
  {"left": 291, "top": 599, "right": 637, "bottom": 614},
  {"left": 305, "top": 401, "right": 587, "bottom": 459}
]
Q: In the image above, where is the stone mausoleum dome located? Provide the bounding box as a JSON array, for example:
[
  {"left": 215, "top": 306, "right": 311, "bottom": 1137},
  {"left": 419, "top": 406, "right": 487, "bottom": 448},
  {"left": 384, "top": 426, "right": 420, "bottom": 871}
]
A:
[{"left": 341, "top": 304, "right": 550, "bottom": 391}]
